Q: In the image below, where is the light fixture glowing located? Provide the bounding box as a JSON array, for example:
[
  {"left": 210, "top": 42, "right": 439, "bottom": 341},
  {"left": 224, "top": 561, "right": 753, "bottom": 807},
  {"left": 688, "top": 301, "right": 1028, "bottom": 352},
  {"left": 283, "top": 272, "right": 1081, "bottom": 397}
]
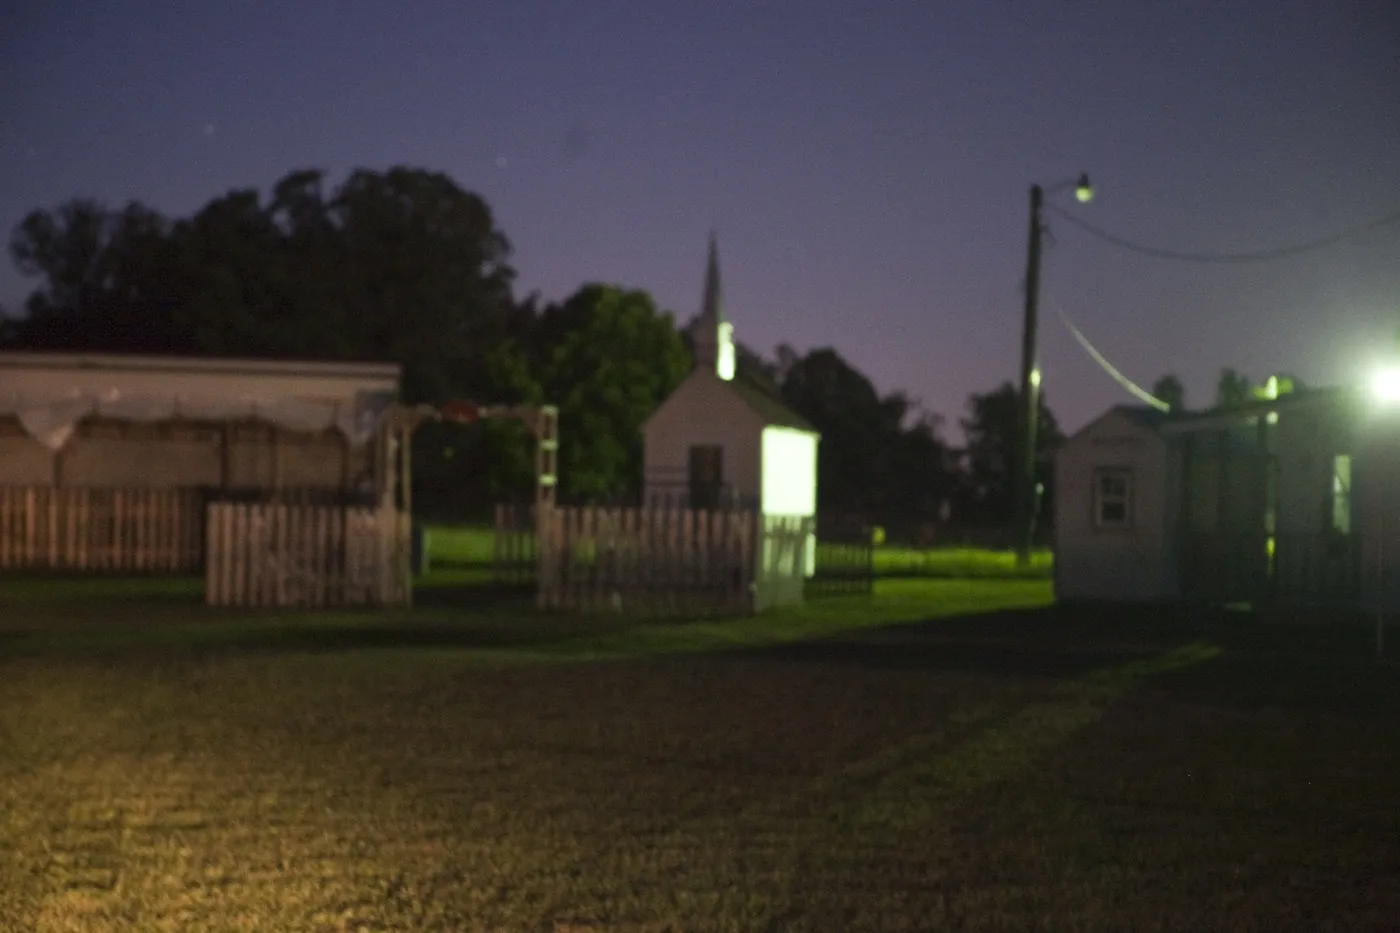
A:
[
  {"left": 716, "top": 322, "right": 736, "bottom": 381},
  {"left": 1030, "top": 367, "right": 1042, "bottom": 388},
  {"left": 1369, "top": 367, "right": 1400, "bottom": 403},
  {"left": 1074, "top": 174, "right": 1094, "bottom": 203}
]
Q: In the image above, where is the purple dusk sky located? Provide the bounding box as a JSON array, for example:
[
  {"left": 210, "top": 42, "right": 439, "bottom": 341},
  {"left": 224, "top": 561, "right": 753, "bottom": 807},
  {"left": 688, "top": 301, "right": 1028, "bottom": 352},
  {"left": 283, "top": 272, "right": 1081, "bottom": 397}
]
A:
[{"left": 2, "top": 0, "right": 1397, "bottom": 436}]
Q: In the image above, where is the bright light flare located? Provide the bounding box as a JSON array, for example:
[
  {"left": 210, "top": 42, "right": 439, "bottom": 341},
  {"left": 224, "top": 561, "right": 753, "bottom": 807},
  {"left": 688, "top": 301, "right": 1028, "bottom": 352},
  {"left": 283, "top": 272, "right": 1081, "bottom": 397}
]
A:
[{"left": 1369, "top": 367, "right": 1400, "bottom": 403}]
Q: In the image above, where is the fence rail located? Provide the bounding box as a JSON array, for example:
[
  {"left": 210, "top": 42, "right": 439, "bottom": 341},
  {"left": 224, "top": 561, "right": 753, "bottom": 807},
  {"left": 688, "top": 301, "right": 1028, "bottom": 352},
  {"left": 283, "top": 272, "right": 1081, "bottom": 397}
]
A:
[
  {"left": 537, "top": 505, "right": 758, "bottom": 614},
  {"left": 493, "top": 503, "right": 537, "bottom": 587},
  {"left": 206, "top": 502, "right": 409, "bottom": 608},
  {"left": 807, "top": 513, "right": 875, "bottom": 599},
  {"left": 496, "top": 504, "right": 873, "bottom": 613},
  {"left": 0, "top": 486, "right": 204, "bottom": 571},
  {"left": 529, "top": 505, "right": 822, "bottom": 615}
]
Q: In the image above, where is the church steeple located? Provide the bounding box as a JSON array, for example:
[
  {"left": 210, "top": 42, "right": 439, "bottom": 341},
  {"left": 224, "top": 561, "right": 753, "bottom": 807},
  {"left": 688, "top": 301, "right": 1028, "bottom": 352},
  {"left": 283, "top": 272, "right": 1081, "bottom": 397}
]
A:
[{"left": 693, "top": 232, "right": 735, "bottom": 381}]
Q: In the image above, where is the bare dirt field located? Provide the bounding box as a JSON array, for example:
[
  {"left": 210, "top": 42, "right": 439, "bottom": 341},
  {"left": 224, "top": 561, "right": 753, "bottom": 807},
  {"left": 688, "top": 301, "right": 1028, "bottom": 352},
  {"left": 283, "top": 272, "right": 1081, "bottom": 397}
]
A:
[{"left": 2, "top": 578, "right": 1397, "bottom": 931}]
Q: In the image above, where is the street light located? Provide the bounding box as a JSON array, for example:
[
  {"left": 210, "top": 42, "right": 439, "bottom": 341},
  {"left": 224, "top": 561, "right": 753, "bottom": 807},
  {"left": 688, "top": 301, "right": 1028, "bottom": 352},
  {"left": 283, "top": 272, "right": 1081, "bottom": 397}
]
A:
[
  {"left": 1370, "top": 366, "right": 1400, "bottom": 403},
  {"left": 1016, "top": 172, "right": 1093, "bottom": 567}
]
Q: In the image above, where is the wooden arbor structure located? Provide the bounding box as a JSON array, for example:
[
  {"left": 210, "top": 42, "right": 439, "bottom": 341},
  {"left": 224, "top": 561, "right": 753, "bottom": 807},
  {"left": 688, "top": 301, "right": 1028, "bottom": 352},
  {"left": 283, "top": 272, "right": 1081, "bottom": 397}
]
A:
[
  {"left": 383, "top": 400, "right": 559, "bottom": 602},
  {"left": 205, "top": 400, "right": 556, "bottom": 610},
  {"left": 384, "top": 400, "right": 558, "bottom": 513}
]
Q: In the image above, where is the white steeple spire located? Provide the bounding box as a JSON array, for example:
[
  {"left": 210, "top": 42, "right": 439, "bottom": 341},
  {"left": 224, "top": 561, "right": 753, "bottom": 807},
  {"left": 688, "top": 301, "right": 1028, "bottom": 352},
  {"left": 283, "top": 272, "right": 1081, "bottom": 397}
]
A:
[{"left": 693, "top": 232, "right": 735, "bottom": 381}]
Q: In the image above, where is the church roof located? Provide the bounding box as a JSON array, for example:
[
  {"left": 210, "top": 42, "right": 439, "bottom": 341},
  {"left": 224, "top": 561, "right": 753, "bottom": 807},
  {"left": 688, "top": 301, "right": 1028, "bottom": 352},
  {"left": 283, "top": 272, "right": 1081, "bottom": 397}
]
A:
[
  {"left": 725, "top": 372, "right": 818, "bottom": 433},
  {"left": 1112, "top": 404, "right": 1174, "bottom": 430},
  {"left": 664, "top": 233, "right": 818, "bottom": 434}
]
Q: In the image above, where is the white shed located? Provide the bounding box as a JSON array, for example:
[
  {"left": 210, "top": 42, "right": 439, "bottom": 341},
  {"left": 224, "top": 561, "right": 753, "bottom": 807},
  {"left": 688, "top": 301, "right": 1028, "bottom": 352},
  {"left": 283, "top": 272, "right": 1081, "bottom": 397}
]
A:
[
  {"left": 1052, "top": 405, "right": 1177, "bottom": 602},
  {"left": 642, "top": 236, "right": 820, "bottom": 518},
  {"left": 1056, "top": 387, "right": 1400, "bottom": 612}
]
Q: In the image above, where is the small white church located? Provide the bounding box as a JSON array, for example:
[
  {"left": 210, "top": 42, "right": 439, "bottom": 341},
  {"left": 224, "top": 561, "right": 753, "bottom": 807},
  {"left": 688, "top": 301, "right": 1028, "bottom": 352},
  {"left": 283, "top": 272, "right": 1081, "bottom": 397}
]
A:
[{"left": 641, "top": 236, "right": 821, "bottom": 520}]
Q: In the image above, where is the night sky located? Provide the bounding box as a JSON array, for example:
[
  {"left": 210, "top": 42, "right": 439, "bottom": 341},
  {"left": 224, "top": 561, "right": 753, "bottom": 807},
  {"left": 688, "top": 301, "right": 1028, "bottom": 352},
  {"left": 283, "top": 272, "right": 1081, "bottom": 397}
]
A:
[{"left": 2, "top": 0, "right": 1397, "bottom": 435}]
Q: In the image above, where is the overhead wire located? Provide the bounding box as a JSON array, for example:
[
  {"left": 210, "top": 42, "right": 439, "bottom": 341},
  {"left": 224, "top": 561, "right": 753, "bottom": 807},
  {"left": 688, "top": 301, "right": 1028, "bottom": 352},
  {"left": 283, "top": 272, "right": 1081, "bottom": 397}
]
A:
[
  {"left": 1044, "top": 201, "right": 1400, "bottom": 264},
  {"left": 1034, "top": 197, "right": 1400, "bottom": 411},
  {"left": 1043, "top": 294, "right": 1171, "bottom": 411}
]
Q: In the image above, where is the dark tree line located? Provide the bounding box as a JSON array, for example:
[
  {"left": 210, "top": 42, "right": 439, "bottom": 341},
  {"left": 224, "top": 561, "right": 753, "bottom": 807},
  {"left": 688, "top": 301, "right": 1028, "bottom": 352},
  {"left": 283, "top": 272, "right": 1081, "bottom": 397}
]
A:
[
  {"left": 4, "top": 165, "right": 1063, "bottom": 539},
  {"left": 1150, "top": 368, "right": 1304, "bottom": 414}
]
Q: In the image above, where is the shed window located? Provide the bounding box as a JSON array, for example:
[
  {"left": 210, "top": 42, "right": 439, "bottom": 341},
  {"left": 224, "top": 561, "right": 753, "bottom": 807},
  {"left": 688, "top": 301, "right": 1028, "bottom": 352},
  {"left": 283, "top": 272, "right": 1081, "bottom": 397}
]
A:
[{"left": 1093, "top": 468, "right": 1133, "bottom": 529}]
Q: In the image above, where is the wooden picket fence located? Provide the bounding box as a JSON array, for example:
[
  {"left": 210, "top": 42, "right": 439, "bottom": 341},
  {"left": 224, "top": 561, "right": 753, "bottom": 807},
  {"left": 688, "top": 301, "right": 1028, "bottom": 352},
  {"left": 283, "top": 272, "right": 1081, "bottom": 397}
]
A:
[
  {"left": 205, "top": 502, "right": 411, "bottom": 608},
  {"left": 0, "top": 486, "right": 204, "bottom": 571},
  {"left": 493, "top": 503, "right": 538, "bottom": 587},
  {"left": 535, "top": 505, "right": 815, "bottom": 615}
]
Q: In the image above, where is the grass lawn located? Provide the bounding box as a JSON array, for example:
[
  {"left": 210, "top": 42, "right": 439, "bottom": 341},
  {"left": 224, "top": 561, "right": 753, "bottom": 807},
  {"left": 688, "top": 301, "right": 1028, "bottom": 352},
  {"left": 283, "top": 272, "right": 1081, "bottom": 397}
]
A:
[
  {"left": 2, "top": 573, "right": 1398, "bottom": 931},
  {"left": 870, "top": 543, "right": 1052, "bottom": 578},
  {"left": 422, "top": 523, "right": 1054, "bottom": 579}
]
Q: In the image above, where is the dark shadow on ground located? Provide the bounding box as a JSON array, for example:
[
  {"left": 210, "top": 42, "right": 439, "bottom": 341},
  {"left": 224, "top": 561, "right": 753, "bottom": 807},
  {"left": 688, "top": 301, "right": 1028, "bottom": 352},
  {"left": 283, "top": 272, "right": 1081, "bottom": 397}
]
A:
[
  {"left": 738, "top": 604, "right": 1177, "bottom": 679},
  {"left": 180, "top": 619, "right": 608, "bottom": 656},
  {"left": 0, "top": 615, "right": 635, "bottom": 662},
  {"left": 412, "top": 581, "right": 536, "bottom": 612},
  {"left": 1150, "top": 656, "right": 1400, "bottom": 722},
  {"left": 7, "top": 581, "right": 1398, "bottom": 724},
  {"left": 0, "top": 574, "right": 592, "bottom": 660},
  {"left": 741, "top": 600, "right": 1400, "bottom": 719}
]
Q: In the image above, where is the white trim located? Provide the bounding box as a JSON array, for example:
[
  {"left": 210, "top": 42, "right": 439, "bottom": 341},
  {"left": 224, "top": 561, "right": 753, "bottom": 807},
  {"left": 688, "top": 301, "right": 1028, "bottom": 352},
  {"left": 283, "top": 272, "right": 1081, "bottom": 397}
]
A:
[
  {"left": 1093, "top": 467, "right": 1134, "bottom": 530},
  {"left": 0, "top": 351, "right": 400, "bottom": 382},
  {"left": 0, "top": 389, "right": 394, "bottom": 451}
]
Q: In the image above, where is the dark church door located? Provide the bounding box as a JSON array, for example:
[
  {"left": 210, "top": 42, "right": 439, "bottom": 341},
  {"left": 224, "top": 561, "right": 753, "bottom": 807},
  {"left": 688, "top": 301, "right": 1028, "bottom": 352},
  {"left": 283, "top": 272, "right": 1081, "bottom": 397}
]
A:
[{"left": 688, "top": 445, "right": 724, "bottom": 510}]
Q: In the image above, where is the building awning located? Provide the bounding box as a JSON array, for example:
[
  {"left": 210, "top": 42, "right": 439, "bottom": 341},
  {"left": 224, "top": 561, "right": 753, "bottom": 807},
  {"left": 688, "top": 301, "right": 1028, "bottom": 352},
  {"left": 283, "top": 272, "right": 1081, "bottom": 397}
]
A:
[
  {"left": 0, "top": 389, "right": 396, "bottom": 451},
  {"left": 1157, "top": 388, "right": 1352, "bottom": 435}
]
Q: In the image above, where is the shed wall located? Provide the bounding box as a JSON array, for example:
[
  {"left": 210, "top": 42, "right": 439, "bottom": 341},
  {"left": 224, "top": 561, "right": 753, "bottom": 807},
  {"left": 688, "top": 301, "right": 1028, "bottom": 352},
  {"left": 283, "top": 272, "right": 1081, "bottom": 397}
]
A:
[
  {"left": 1352, "top": 411, "right": 1400, "bottom": 611},
  {"left": 643, "top": 373, "right": 764, "bottom": 504},
  {"left": 1272, "top": 408, "right": 1347, "bottom": 536},
  {"left": 760, "top": 426, "right": 818, "bottom": 517},
  {"left": 1054, "top": 412, "right": 1173, "bottom": 601}
]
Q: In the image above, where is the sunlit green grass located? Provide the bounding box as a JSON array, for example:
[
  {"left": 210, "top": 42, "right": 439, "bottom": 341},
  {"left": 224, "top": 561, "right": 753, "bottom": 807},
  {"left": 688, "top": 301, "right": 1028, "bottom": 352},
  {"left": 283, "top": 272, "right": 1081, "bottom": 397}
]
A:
[
  {"left": 872, "top": 543, "right": 1053, "bottom": 578},
  {"left": 422, "top": 523, "right": 1054, "bottom": 579},
  {"left": 421, "top": 524, "right": 497, "bottom": 565}
]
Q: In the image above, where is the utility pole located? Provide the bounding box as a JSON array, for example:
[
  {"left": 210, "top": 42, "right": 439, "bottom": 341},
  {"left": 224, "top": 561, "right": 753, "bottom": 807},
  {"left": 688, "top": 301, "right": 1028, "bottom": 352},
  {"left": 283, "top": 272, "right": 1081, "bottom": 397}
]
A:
[
  {"left": 1379, "top": 498, "right": 1387, "bottom": 661},
  {"left": 1016, "top": 183, "right": 1045, "bottom": 567}
]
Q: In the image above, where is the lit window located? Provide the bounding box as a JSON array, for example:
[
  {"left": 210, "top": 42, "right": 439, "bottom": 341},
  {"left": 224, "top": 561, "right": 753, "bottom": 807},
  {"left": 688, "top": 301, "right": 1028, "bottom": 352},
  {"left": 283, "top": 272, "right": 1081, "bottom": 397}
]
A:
[
  {"left": 1094, "top": 468, "right": 1132, "bottom": 529},
  {"left": 1332, "top": 455, "right": 1351, "bottom": 535}
]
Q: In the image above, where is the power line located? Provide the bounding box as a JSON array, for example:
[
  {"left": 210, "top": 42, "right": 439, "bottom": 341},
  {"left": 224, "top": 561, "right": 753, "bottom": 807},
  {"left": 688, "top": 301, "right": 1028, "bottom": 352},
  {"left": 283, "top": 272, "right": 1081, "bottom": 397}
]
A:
[
  {"left": 1046, "top": 295, "right": 1170, "bottom": 411},
  {"left": 1044, "top": 201, "right": 1400, "bottom": 264}
]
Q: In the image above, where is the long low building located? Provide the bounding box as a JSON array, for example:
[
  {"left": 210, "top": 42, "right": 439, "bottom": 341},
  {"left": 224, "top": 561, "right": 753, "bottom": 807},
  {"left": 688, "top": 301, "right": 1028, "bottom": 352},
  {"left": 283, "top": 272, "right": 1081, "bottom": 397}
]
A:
[{"left": 0, "top": 351, "right": 401, "bottom": 492}]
